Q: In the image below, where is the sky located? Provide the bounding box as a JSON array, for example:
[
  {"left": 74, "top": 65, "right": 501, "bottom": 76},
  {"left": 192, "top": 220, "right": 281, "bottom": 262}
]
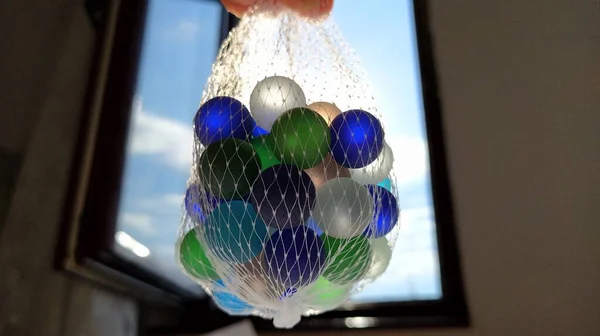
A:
[{"left": 115, "top": 0, "right": 441, "bottom": 302}]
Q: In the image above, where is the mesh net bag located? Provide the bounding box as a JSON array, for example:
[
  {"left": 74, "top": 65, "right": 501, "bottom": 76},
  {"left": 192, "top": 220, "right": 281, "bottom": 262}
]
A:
[{"left": 177, "top": 0, "right": 401, "bottom": 329}]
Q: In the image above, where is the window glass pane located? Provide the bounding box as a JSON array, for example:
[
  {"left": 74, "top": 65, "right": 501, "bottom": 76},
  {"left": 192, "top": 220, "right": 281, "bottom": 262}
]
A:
[
  {"left": 113, "top": 0, "right": 222, "bottom": 294},
  {"left": 114, "top": 0, "right": 441, "bottom": 302},
  {"left": 332, "top": 0, "right": 442, "bottom": 303}
]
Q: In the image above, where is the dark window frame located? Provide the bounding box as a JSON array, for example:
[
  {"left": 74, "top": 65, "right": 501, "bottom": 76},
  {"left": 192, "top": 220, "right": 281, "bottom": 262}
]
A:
[{"left": 57, "top": 0, "right": 469, "bottom": 332}]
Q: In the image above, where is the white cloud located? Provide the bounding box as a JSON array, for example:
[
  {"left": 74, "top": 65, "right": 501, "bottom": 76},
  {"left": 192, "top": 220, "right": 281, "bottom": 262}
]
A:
[
  {"left": 162, "top": 193, "right": 185, "bottom": 207},
  {"left": 119, "top": 212, "right": 156, "bottom": 236},
  {"left": 352, "top": 248, "right": 441, "bottom": 302},
  {"left": 151, "top": 243, "right": 177, "bottom": 260},
  {"left": 392, "top": 206, "right": 437, "bottom": 252},
  {"left": 387, "top": 135, "right": 429, "bottom": 186},
  {"left": 400, "top": 206, "right": 435, "bottom": 233},
  {"left": 132, "top": 194, "right": 185, "bottom": 234},
  {"left": 137, "top": 193, "right": 184, "bottom": 212},
  {"left": 129, "top": 98, "right": 194, "bottom": 171},
  {"left": 389, "top": 246, "right": 439, "bottom": 278},
  {"left": 147, "top": 243, "right": 204, "bottom": 293},
  {"left": 162, "top": 19, "right": 200, "bottom": 42}
]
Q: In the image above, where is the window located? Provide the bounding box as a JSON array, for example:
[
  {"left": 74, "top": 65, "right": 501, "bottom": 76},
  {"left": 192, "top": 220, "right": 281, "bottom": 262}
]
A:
[
  {"left": 62, "top": 0, "right": 467, "bottom": 332},
  {"left": 114, "top": 0, "right": 222, "bottom": 295},
  {"left": 332, "top": 0, "right": 441, "bottom": 304}
]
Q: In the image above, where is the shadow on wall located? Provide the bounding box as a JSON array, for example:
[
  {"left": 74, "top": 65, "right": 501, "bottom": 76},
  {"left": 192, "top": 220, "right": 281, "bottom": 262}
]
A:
[{"left": 0, "top": 147, "right": 21, "bottom": 233}]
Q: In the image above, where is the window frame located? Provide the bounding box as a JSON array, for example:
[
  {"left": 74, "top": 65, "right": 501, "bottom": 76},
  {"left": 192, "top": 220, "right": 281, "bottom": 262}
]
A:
[
  {"left": 57, "top": 0, "right": 469, "bottom": 332},
  {"left": 57, "top": 0, "right": 228, "bottom": 303}
]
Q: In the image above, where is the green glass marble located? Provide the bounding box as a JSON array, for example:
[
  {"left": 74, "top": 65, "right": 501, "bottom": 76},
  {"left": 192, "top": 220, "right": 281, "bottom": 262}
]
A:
[
  {"left": 268, "top": 107, "right": 330, "bottom": 170},
  {"left": 250, "top": 135, "right": 280, "bottom": 170},
  {"left": 322, "top": 235, "right": 372, "bottom": 285},
  {"left": 198, "top": 138, "right": 261, "bottom": 199},
  {"left": 179, "top": 228, "right": 219, "bottom": 281},
  {"left": 306, "top": 277, "right": 351, "bottom": 310}
]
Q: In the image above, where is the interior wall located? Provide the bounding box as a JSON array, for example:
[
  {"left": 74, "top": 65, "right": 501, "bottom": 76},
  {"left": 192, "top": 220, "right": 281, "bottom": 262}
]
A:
[
  {"left": 0, "top": 0, "right": 598, "bottom": 336},
  {"left": 430, "top": 0, "right": 599, "bottom": 334},
  {"left": 0, "top": 1, "right": 137, "bottom": 336},
  {"left": 263, "top": 0, "right": 600, "bottom": 335}
]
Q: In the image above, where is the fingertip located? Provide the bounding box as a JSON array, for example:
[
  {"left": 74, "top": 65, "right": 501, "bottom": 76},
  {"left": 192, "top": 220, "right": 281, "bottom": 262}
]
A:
[
  {"left": 319, "top": 0, "right": 334, "bottom": 16},
  {"left": 221, "top": 0, "right": 250, "bottom": 18},
  {"left": 222, "top": 0, "right": 334, "bottom": 19},
  {"left": 281, "top": 0, "right": 334, "bottom": 19}
]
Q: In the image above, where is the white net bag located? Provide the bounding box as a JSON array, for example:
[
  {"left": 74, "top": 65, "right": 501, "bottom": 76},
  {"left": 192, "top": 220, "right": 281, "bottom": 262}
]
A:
[{"left": 177, "top": 1, "right": 401, "bottom": 329}]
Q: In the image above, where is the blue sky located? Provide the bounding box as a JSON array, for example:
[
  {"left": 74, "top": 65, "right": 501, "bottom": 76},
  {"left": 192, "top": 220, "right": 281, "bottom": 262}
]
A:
[{"left": 116, "top": 0, "right": 441, "bottom": 302}]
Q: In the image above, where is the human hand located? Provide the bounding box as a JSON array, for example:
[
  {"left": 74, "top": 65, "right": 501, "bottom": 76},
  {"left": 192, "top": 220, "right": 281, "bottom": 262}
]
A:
[{"left": 220, "top": 0, "right": 334, "bottom": 19}]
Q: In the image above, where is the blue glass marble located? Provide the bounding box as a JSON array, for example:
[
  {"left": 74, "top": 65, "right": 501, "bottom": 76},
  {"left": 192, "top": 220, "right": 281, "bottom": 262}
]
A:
[
  {"left": 263, "top": 226, "right": 325, "bottom": 288},
  {"left": 250, "top": 164, "right": 316, "bottom": 229},
  {"left": 329, "top": 109, "right": 384, "bottom": 168},
  {"left": 304, "top": 217, "right": 323, "bottom": 236},
  {"left": 377, "top": 177, "right": 392, "bottom": 191},
  {"left": 363, "top": 185, "right": 400, "bottom": 238},
  {"left": 212, "top": 279, "right": 253, "bottom": 315},
  {"left": 194, "top": 96, "right": 255, "bottom": 146},
  {"left": 184, "top": 184, "right": 221, "bottom": 223},
  {"left": 204, "top": 201, "right": 269, "bottom": 264},
  {"left": 280, "top": 287, "right": 298, "bottom": 300},
  {"left": 252, "top": 125, "right": 270, "bottom": 137}
]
